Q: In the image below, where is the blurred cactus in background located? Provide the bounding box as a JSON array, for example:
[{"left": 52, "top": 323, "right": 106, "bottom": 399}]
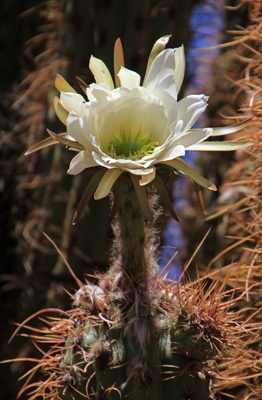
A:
[{"left": 2, "top": 0, "right": 262, "bottom": 399}]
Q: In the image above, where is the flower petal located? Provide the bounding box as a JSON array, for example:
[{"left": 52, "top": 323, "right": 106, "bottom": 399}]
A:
[
  {"left": 60, "top": 92, "right": 85, "bottom": 115},
  {"left": 68, "top": 150, "right": 98, "bottom": 175},
  {"left": 156, "top": 144, "right": 185, "bottom": 162},
  {"left": 176, "top": 94, "right": 208, "bottom": 135},
  {"left": 117, "top": 66, "right": 141, "bottom": 89},
  {"left": 187, "top": 140, "right": 254, "bottom": 151},
  {"left": 114, "top": 38, "right": 125, "bottom": 87},
  {"left": 89, "top": 55, "right": 114, "bottom": 91},
  {"left": 163, "top": 158, "right": 216, "bottom": 191},
  {"left": 130, "top": 175, "right": 153, "bottom": 221},
  {"left": 46, "top": 129, "right": 84, "bottom": 151},
  {"left": 53, "top": 97, "right": 68, "bottom": 125},
  {"left": 210, "top": 119, "right": 252, "bottom": 136},
  {"left": 91, "top": 151, "right": 117, "bottom": 169},
  {"left": 110, "top": 87, "right": 130, "bottom": 99},
  {"left": 94, "top": 89, "right": 169, "bottom": 149},
  {"left": 153, "top": 174, "right": 179, "bottom": 221},
  {"left": 94, "top": 169, "right": 123, "bottom": 199},
  {"left": 25, "top": 133, "right": 68, "bottom": 155},
  {"left": 174, "top": 45, "right": 185, "bottom": 95},
  {"left": 144, "top": 49, "right": 176, "bottom": 95},
  {"left": 177, "top": 127, "right": 212, "bottom": 148},
  {"left": 143, "top": 36, "right": 170, "bottom": 84},
  {"left": 139, "top": 168, "right": 156, "bottom": 186},
  {"left": 86, "top": 83, "right": 110, "bottom": 102},
  {"left": 119, "top": 166, "right": 155, "bottom": 178},
  {"left": 73, "top": 168, "right": 106, "bottom": 224},
  {"left": 149, "top": 72, "right": 178, "bottom": 127},
  {"left": 67, "top": 112, "right": 93, "bottom": 151},
  {"left": 55, "top": 74, "right": 76, "bottom": 93}
]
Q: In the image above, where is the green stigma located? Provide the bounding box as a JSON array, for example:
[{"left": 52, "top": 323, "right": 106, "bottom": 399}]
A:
[{"left": 105, "top": 127, "right": 159, "bottom": 160}]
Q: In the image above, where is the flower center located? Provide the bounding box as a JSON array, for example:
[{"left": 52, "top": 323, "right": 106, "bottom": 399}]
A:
[{"left": 105, "top": 126, "right": 159, "bottom": 160}]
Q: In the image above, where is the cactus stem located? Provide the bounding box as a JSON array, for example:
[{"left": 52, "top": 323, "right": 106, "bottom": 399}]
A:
[{"left": 109, "top": 174, "right": 157, "bottom": 302}]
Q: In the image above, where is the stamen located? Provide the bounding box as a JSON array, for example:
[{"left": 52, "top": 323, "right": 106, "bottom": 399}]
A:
[{"left": 105, "top": 127, "right": 159, "bottom": 160}]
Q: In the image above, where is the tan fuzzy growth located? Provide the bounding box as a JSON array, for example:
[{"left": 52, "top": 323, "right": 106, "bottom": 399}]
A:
[
  {"left": 88, "top": 339, "right": 113, "bottom": 372},
  {"left": 129, "top": 361, "right": 153, "bottom": 389},
  {"left": 125, "top": 315, "right": 161, "bottom": 353}
]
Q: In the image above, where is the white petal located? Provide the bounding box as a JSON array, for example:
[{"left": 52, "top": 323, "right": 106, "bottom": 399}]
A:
[
  {"left": 92, "top": 147, "right": 155, "bottom": 171},
  {"left": 156, "top": 144, "right": 185, "bottom": 162},
  {"left": 163, "top": 158, "right": 216, "bottom": 191},
  {"left": 139, "top": 168, "right": 156, "bottom": 186},
  {"left": 176, "top": 127, "right": 212, "bottom": 148},
  {"left": 109, "top": 86, "right": 151, "bottom": 102},
  {"left": 122, "top": 166, "right": 155, "bottom": 178},
  {"left": 102, "top": 155, "right": 144, "bottom": 169},
  {"left": 67, "top": 150, "right": 97, "bottom": 175},
  {"left": 210, "top": 119, "right": 251, "bottom": 136},
  {"left": 92, "top": 150, "right": 143, "bottom": 172},
  {"left": 86, "top": 83, "right": 110, "bottom": 102},
  {"left": 95, "top": 91, "right": 169, "bottom": 148},
  {"left": 149, "top": 72, "right": 177, "bottom": 127},
  {"left": 144, "top": 49, "right": 175, "bottom": 94},
  {"left": 143, "top": 36, "right": 171, "bottom": 84},
  {"left": 92, "top": 151, "right": 116, "bottom": 169},
  {"left": 67, "top": 112, "right": 93, "bottom": 150},
  {"left": 89, "top": 55, "right": 114, "bottom": 90},
  {"left": 118, "top": 67, "right": 141, "bottom": 89},
  {"left": 142, "top": 120, "right": 183, "bottom": 163},
  {"left": 168, "top": 118, "right": 183, "bottom": 139},
  {"left": 60, "top": 92, "right": 85, "bottom": 115},
  {"left": 187, "top": 140, "right": 253, "bottom": 151},
  {"left": 53, "top": 97, "right": 68, "bottom": 125},
  {"left": 110, "top": 87, "right": 130, "bottom": 98},
  {"left": 176, "top": 94, "right": 208, "bottom": 135},
  {"left": 94, "top": 169, "right": 123, "bottom": 199},
  {"left": 174, "top": 45, "right": 185, "bottom": 94}
]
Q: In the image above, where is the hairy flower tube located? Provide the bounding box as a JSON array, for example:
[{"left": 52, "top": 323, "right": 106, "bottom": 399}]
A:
[{"left": 26, "top": 36, "right": 252, "bottom": 220}]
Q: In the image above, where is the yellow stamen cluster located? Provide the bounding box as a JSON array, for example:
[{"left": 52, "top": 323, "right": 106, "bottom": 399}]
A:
[{"left": 105, "top": 127, "right": 159, "bottom": 160}]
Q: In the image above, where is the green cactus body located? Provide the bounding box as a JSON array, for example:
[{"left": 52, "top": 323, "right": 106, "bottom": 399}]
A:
[
  {"left": 55, "top": 179, "right": 216, "bottom": 400},
  {"left": 114, "top": 175, "right": 147, "bottom": 278},
  {"left": 59, "top": 307, "right": 213, "bottom": 399}
]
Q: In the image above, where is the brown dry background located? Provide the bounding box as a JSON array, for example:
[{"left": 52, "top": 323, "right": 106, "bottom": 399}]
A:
[{"left": 0, "top": 1, "right": 260, "bottom": 399}]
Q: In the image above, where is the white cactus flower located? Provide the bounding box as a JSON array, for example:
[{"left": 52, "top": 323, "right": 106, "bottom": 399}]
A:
[
  {"left": 26, "top": 36, "right": 252, "bottom": 221},
  {"left": 58, "top": 38, "right": 214, "bottom": 200}
]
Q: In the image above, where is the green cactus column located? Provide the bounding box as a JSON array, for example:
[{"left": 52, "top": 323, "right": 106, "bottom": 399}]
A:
[
  {"left": 111, "top": 174, "right": 162, "bottom": 400},
  {"left": 114, "top": 175, "right": 147, "bottom": 278}
]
